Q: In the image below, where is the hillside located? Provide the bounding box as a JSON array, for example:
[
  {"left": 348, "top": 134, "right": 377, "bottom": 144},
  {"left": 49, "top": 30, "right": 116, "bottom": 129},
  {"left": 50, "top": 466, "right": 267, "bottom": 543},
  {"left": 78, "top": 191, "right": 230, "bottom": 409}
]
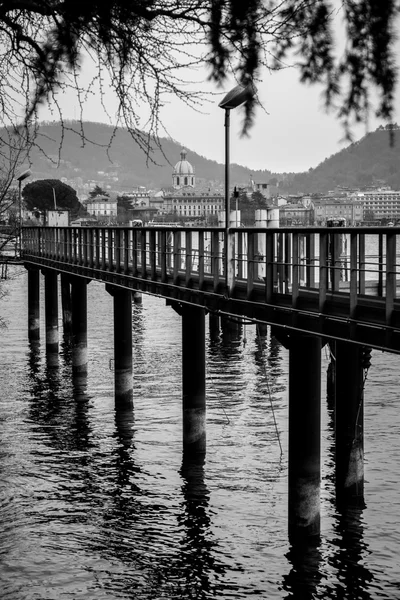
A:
[
  {"left": 24, "top": 121, "right": 272, "bottom": 190},
  {"left": 280, "top": 125, "right": 400, "bottom": 194}
]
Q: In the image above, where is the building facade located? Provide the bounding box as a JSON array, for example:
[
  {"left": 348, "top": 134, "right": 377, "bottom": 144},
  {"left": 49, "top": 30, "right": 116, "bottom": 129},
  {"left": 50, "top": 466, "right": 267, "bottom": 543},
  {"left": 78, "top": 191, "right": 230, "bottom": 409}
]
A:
[
  {"left": 86, "top": 195, "right": 118, "bottom": 219},
  {"left": 164, "top": 151, "right": 224, "bottom": 220},
  {"left": 313, "top": 198, "right": 364, "bottom": 225},
  {"left": 353, "top": 189, "right": 400, "bottom": 221}
]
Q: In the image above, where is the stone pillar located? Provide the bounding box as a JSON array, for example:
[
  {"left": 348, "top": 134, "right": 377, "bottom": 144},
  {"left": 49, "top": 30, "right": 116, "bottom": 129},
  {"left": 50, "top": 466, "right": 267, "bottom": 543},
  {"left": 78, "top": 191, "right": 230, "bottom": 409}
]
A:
[
  {"left": 71, "top": 277, "right": 88, "bottom": 378},
  {"left": 43, "top": 269, "right": 59, "bottom": 364},
  {"left": 27, "top": 267, "right": 40, "bottom": 341},
  {"left": 335, "top": 341, "right": 366, "bottom": 507},
  {"left": 182, "top": 304, "right": 206, "bottom": 454},
  {"left": 288, "top": 333, "right": 321, "bottom": 542},
  {"left": 107, "top": 286, "right": 133, "bottom": 407}
]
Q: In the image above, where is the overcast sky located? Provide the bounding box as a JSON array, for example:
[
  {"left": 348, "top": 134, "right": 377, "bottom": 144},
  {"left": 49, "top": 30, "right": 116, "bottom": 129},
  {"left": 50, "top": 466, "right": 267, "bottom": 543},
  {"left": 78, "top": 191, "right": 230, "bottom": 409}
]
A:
[{"left": 39, "top": 21, "right": 399, "bottom": 175}]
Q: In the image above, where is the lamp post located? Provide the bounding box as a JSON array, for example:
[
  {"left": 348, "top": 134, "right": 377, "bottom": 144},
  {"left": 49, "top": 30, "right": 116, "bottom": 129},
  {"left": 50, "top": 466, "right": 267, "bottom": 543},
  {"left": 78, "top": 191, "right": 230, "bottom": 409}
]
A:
[
  {"left": 16, "top": 168, "right": 31, "bottom": 255},
  {"left": 219, "top": 83, "right": 255, "bottom": 293}
]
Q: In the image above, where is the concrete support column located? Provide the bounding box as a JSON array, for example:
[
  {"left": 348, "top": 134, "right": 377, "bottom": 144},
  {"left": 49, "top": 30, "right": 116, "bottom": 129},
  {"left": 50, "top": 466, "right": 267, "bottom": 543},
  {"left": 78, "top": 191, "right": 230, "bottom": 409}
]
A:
[
  {"left": 182, "top": 304, "right": 206, "bottom": 454},
  {"left": 61, "top": 274, "right": 73, "bottom": 338},
  {"left": 71, "top": 277, "right": 88, "bottom": 378},
  {"left": 107, "top": 286, "right": 133, "bottom": 407},
  {"left": 27, "top": 267, "right": 40, "bottom": 341},
  {"left": 335, "top": 341, "right": 365, "bottom": 507},
  {"left": 288, "top": 334, "right": 321, "bottom": 542},
  {"left": 43, "top": 270, "right": 59, "bottom": 363}
]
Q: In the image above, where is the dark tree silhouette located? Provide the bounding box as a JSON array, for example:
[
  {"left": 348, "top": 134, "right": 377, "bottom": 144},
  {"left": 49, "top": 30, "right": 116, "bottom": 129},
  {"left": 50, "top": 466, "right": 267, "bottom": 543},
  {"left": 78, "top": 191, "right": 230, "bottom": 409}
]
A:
[
  {"left": 0, "top": 0, "right": 398, "bottom": 149},
  {"left": 89, "top": 185, "right": 109, "bottom": 199},
  {"left": 23, "top": 179, "right": 85, "bottom": 219}
]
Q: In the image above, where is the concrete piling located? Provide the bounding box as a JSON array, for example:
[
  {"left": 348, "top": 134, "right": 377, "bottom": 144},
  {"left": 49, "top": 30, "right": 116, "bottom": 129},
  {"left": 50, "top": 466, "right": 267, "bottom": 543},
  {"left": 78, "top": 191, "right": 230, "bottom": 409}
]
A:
[
  {"left": 182, "top": 304, "right": 206, "bottom": 454},
  {"left": 108, "top": 286, "right": 133, "bottom": 407},
  {"left": 335, "top": 341, "right": 366, "bottom": 507},
  {"left": 27, "top": 267, "right": 40, "bottom": 341},
  {"left": 288, "top": 334, "right": 322, "bottom": 542},
  {"left": 43, "top": 269, "right": 59, "bottom": 365},
  {"left": 71, "top": 277, "right": 88, "bottom": 378},
  {"left": 61, "top": 274, "right": 73, "bottom": 338}
]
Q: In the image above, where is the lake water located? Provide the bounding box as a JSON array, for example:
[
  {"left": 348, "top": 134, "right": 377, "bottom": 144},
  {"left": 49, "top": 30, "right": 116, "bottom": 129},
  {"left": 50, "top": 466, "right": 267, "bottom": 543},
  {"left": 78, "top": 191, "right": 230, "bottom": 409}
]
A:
[{"left": 1, "top": 268, "right": 400, "bottom": 599}]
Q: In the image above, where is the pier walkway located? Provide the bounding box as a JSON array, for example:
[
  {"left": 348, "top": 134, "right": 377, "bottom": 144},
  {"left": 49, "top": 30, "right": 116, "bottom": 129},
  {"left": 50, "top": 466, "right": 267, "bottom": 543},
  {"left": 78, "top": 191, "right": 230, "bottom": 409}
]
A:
[
  {"left": 22, "top": 224, "right": 400, "bottom": 353},
  {"left": 18, "top": 224, "right": 400, "bottom": 542}
]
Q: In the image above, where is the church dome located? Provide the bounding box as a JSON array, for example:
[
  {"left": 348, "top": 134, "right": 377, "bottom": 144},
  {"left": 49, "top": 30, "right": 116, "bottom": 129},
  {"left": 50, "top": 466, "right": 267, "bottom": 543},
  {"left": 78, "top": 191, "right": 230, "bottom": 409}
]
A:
[
  {"left": 172, "top": 149, "right": 195, "bottom": 189},
  {"left": 173, "top": 149, "right": 194, "bottom": 176}
]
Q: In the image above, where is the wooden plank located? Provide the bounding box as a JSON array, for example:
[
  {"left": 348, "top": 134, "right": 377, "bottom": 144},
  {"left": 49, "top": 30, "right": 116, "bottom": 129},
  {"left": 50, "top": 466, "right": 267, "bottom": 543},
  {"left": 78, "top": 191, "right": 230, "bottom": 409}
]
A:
[
  {"left": 173, "top": 230, "right": 181, "bottom": 285},
  {"left": 292, "top": 232, "right": 299, "bottom": 309},
  {"left": 349, "top": 232, "right": 358, "bottom": 319},
  {"left": 386, "top": 232, "right": 396, "bottom": 326},
  {"left": 160, "top": 230, "right": 167, "bottom": 283},
  {"left": 359, "top": 235, "right": 365, "bottom": 294},
  {"left": 115, "top": 229, "right": 121, "bottom": 273},
  {"left": 140, "top": 230, "right": 147, "bottom": 278},
  {"left": 198, "top": 230, "right": 205, "bottom": 289},
  {"left": 211, "top": 231, "right": 220, "bottom": 293},
  {"left": 265, "top": 231, "right": 274, "bottom": 304},
  {"left": 247, "top": 232, "right": 255, "bottom": 299},
  {"left": 150, "top": 230, "right": 156, "bottom": 280},
  {"left": 319, "top": 231, "right": 328, "bottom": 313},
  {"left": 185, "top": 231, "right": 192, "bottom": 287}
]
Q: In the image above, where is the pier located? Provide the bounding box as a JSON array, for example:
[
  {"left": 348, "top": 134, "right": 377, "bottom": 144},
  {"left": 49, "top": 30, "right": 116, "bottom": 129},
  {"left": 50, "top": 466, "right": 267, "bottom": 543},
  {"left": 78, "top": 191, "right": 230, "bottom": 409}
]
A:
[{"left": 20, "top": 224, "right": 400, "bottom": 542}]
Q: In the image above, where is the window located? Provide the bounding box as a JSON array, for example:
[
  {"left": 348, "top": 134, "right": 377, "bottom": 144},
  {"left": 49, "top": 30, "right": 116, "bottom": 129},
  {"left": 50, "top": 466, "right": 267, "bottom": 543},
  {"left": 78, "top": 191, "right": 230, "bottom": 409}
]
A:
[
  {"left": 176, "top": 177, "right": 180, "bottom": 186},
  {"left": 184, "top": 177, "right": 188, "bottom": 185}
]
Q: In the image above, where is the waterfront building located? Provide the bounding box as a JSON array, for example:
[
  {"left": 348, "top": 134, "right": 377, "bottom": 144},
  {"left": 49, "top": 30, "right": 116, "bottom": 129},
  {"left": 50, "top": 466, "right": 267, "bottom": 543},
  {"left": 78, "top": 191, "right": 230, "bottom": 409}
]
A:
[
  {"left": 313, "top": 197, "right": 364, "bottom": 225},
  {"left": 86, "top": 195, "right": 118, "bottom": 219},
  {"left": 164, "top": 150, "right": 224, "bottom": 221},
  {"left": 279, "top": 202, "right": 313, "bottom": 226},
  {"left": 352, "top": 188, "right": 400, "bottom": 221}
]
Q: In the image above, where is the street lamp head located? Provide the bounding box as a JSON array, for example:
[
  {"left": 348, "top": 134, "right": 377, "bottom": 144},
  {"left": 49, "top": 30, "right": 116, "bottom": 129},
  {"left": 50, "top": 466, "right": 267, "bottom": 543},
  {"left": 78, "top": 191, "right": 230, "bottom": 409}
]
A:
[
  {"left": 218, "top": 82, "right": 255, "bottom": 110},
  {"left": 17, "top": 168, "right": 32, "bottom": 182}
]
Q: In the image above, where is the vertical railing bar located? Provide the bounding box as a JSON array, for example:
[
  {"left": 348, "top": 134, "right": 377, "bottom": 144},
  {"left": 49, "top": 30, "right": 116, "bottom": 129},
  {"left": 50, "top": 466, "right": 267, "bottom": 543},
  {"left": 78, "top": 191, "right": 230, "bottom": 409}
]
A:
[
  {"left": 247, "top": 231, "right": 255, "bottom": 299},
  {"left": 349, "top": 232, "right": 358, "bottom": 319},
  {"left": 319, "top": 231, "right": 328, "bottom": 313},
  {"left": 378, "top": 234, "right": 384, "bottom": 296},
  {"left": 211, "top": 231, "right": 220, "bottom": 293},
  {"left": 173, "top": 230, "right": 181, "bottom": 286},
  {"left": 265, "top": 231, "right": 274, "bottom": 304},
  {"left": 185, "top": 231, "right": 192, "bottom": 287},
  {"left": 198, "top": 230, "right": 205, "bottom": 288},
  {"left": 160, "top": 230, "right": 167, "bottom": 282},
  {"left": 359, "top": 234, "right": 365, "bottom": 295},
  {"left": 386, "top": 232, "right": 396, "bottom": 326},
  {"left": 292, "top": 232, "right": 299, "bottom": 308},
  {"left": 150, "top": 230, "right": 156, "bottom": 280}
]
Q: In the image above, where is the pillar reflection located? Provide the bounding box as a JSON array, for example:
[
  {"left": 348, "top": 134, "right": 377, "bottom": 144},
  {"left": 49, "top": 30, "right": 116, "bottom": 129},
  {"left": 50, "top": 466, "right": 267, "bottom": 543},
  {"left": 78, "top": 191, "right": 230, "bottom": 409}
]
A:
[
  {"left": 329, "top": 506, "right": 373, "bottom": 600},
  {"left": 282, "top": 540, "right": 322, "bottom": 599},
  {"left": 177, "top": 453, "right": 224, "bottom": 597}
]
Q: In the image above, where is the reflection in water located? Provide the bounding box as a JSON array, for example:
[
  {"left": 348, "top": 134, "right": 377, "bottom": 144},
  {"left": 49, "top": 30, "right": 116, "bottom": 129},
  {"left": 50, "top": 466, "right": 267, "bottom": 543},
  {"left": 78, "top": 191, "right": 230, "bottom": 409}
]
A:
[
  {"left": 283, "top": 541, "right": 323, "bottom": 599},
  {"left": 329, "top": 506, "right": 373, "bottom": 600},
  {"left": 2, "top": 277, "right": 400, "bottom": 599},
  {"left": 178, "top": 454, "right": 225, "bottom": 598}
]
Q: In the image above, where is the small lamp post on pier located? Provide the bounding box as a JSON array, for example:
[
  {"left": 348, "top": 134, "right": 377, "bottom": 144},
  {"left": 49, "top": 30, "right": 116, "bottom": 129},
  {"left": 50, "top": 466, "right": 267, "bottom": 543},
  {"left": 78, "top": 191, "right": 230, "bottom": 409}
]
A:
[
  {"left": 219, "top": 82, "right": 255, "bottom": 294},
  {"left": 16, "top": 167, "right": 31, "bottom": 256}
]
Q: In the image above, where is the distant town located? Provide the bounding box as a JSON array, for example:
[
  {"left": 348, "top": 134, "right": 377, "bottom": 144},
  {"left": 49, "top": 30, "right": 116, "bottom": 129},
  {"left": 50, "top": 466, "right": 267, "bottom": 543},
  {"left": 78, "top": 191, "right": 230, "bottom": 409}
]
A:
[{"left": 2, "top": 145, "right": 400, "bottom": 230}]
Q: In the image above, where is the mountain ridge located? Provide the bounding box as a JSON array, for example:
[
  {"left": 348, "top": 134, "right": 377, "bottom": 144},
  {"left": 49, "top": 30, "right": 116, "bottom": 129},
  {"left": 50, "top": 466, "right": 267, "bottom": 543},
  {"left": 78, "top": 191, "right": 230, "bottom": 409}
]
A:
[{"left": 18, "top": 121, "right": 400, "bottom": 194}]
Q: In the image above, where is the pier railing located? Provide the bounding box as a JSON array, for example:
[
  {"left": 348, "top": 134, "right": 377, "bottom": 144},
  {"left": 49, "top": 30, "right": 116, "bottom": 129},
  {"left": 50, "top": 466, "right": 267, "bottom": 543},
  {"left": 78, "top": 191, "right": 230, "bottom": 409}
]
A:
[{"left": 21, "top": 225, "right": 400, "bottom": 351}]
